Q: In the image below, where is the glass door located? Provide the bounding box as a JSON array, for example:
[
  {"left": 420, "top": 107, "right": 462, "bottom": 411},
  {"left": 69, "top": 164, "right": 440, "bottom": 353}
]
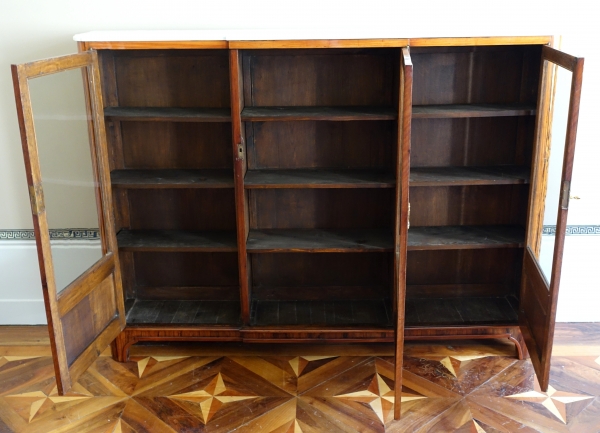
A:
[
  {"left": 520, "top": 45, "right": 584, "bottom": 391},
  {"left": 12, "top": 51, "right": 125, "bottom": 394}
]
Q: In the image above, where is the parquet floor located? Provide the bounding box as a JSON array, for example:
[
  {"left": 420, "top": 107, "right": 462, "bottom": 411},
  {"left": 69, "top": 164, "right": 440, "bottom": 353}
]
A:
[{"left": 1, "top": 325, "right": 600, "bottom": 432}]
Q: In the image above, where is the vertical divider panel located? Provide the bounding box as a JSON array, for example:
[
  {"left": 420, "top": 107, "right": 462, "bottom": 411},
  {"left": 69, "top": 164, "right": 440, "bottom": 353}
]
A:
[
  {"left": 230, "top": 50, "right": 251, "bottom": 324},
  {"left": 97, "top": 50, "right": 135, "bottom": 302},
  {"left": 394, "top": 47, "right": 412, "bottom": 420}
]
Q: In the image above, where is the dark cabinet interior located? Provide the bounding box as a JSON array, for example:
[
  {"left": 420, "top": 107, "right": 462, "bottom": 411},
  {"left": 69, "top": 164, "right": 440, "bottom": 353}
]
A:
[{"left": 94, "top": 42, "right": 552, "bottom": 354}]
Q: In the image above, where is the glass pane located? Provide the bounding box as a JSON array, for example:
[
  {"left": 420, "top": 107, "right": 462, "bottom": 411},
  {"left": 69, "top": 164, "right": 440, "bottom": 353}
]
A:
[
  {"left": 538, "top": 63, "right": 572, "bottom": 284},
  {"left": 28, "top": 67, "right": 103, "bottom": 292}
]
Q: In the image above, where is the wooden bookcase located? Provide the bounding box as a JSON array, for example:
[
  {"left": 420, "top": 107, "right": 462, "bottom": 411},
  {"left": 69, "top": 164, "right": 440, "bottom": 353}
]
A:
[
  {"left": 12, "top": 34, "right": 583, "bottom": 419},
  {"left": 101, "top": 44, "right": 538, "bottom": 347}
]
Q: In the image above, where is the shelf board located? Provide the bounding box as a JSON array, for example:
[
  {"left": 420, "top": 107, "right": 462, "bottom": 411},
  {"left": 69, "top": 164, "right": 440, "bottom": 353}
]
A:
[
  {"left": 408, "top": 225, "right": 525, "bottom": 250},
  {"left": 117, "top": 229, "right": 238, "bottom": 252},
  {"left": 241, "top": 106, "right": 397, "bottom": 121},
  {"left": 126, "top": 300, "right": 241, "bottom": 325},
  {"left": 104, "top": 107, "right": 231, "bottom": 122},
  {"left": 405, "top": 295, "right": 519, "bottom": 326},
  {"left": 410, "top": 166, "right": 530, "bottom": 186},
  {"left": 412, "top": 104, "right": 536, "bottom": 118},
  {"left": 245, "top": 169, "right": 395, "bottom": 189},
  {"left": 111, "top": 169, "right": 234, "bottom": 189},
  {"left": 251, "top": 299, "right": 393, "bottom": 327},
  {"left": 247, "top": 229, "right": 393, "bottom": 253}
]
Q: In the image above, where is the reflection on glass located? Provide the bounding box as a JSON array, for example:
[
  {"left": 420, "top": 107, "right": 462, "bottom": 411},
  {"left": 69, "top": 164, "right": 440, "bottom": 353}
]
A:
[
  {"left": 538, "top": 64, "right": 572, "bottom": 284},
  {"left": 28, "top": 68, "right": 103, "bottom": 292}
]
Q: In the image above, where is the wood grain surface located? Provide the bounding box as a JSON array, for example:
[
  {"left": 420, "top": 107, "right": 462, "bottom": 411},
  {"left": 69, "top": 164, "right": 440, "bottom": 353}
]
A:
[
  {"left": 245, "top": 168, "right": 395, "bottom": 188},
  {"left": 247, "top": 228, "right": 393, "bottom": 252},
  {"left": 111, "top": 169, "right": 234, "bottom": 188},
  {"left": 0, "top": 323, "right": 599, "bottom": 432},
  {"left": 241, "top": 106, "right": 397, "bottom": 121}
]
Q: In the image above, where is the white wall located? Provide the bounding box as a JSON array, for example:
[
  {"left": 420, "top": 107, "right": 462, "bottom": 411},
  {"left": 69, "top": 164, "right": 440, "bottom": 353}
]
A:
[
  {"left": 0, "top": 240, "right": 101, "bottom": 324},
  {"left": 0, "top": 0, "right": 599, "bottom": 324}
]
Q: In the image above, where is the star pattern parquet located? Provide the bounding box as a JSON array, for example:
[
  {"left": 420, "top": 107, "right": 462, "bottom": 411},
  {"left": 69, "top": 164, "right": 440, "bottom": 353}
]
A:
[{"left": 1, "top": 333, "right": 600, "bottom": 432}]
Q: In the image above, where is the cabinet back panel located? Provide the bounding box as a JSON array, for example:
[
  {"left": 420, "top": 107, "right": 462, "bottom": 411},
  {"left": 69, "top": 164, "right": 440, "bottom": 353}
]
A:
[
  {"left": 411, "top": 46, "right": 541, "bottom": 105},
  {"left": 250, "top": 189, "right": 393, "bottom": 229},
  {"left": 409, "top": 185, "right": 528, "bottom": 226},
  {"left": 252, "top": 252, "right": 391, "bottom": 300},
  {"left": 112, "top": 50, "right": 230, "bottom": 107},
  {"left": 246, "top": 120, "right": 395, "bottom": 169},
  {"left": 128, "top": 189, "right": 236, "bottom": 230},
  {"left": 407, "top": 248, "right": 523, "bottom": 297},
  {"left": 244, "top": 49, "right": 397, "bottom": 106},
  {"left": 411, "top": 117, "right": 535, "bottom": 167},
  {"left": 252, "top": 285, "right": 389, "bottom": 301},
  {"left": 120, "top": 121, "right": 232, "bottom": 169},
  {"left": 133, "top": 252, "right": 239, "bottom": 300}
]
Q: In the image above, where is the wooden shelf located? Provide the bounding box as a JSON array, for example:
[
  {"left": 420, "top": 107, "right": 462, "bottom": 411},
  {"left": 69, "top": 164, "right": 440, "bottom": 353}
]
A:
[
  {"left": 250, "top": 299, "right": 393, "bottom": 327},
  {"left": 244, "top": 169, "right": 395, "bottom": 189},
  {"left": 412, "top": 104, "right": 536, "bottom": 118},
  {"left": 407, "top": 225, "right": 525, "bottom": 250},
  {"left": 405, "top": 295, "right": 519, "bottom": 326},
  {"left": 126, "top": 300, "right": 241, "bottom": 325},
  {"left": 104, "top": 107, "right": 231, "bottom": 122},
  {"left": 241, "top": 106, "right": 397, "bottom": 121},
  {"left": 410, "top": 166, "right": 530, "bottom": 186},
  {"left": 111, "top": 169, "right": 234, "bottom": 188},
  {"left": 247, "top": 229, "right": 393, "bottom": 253},
  {"left": 117, "top": 230, "right": 238, "bottom": 252}
]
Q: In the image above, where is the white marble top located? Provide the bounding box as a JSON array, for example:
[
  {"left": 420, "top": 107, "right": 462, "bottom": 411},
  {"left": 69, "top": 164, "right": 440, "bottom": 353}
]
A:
[
  {"left": 73, "top": 29, "right": 545, "bottom": 42},
  {"left": 74, "top": 30, "right": 229, "bottom": 42}
]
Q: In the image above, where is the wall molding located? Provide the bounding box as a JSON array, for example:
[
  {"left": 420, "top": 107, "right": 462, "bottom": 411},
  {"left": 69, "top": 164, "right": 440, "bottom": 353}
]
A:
[
  {"left": 542, "top": 225, "right": 600, "bottom": 236},
  {"left": 2, "top": 227, "right": 600, "bottom": 241},
  {"left": 4, "top": 227, "right": 598, "bottom": 240},
  {"left": 0, "top": 229, "right": 99, "bottom": 240}
]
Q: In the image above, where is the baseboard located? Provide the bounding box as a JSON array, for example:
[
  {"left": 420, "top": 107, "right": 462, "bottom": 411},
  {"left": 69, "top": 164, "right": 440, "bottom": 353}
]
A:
[{"left": 0, "top": 235, "right": 101, "bottom": 325}]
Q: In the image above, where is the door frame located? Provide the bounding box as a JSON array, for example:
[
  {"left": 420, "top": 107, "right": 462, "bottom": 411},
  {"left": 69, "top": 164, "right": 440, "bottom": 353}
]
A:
[
  {"left": 11, "top": 51, "right": 125, "bottom": 393},
  {"left": 520, "top": 45, "right": 584, "bottom": 391}
]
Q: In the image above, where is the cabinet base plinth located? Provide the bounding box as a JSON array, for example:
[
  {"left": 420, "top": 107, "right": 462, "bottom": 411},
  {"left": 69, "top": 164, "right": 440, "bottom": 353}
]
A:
[
  {"left": 405, "top": 325, "right": 529, "bottom": 360},
  {"left": 112, "top": 324, "right": 527, "bottom": 362}
]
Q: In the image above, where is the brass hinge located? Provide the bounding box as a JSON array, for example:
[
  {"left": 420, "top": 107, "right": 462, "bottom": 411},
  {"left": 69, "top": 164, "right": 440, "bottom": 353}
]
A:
[
  {"left": 407, "top": 202, "right": 411, "bottom": 229},
  {"left": 29, "top": 184, "right": 45, "bottom": 215}
]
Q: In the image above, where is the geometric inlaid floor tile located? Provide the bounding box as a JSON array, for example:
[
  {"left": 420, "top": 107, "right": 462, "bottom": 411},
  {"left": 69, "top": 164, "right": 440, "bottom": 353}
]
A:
[
  {"left": 289, "top": 356, "right": 336, "bottom": 377},
  {"left": 168, "top": 372, "right": 257, "bottom": 423},
  {"left": 4, "top": 391, "right": 91, "bottom": 422},
  {"left": 3, "top": 337, "right": 600, "bottom": 432},
  {"left": 439, "top": 355, "right": 490, "bottom": 378},
  {"left": 135, "top": 356, "right": 189, "bottom": 378},
  {"left": 506, "top": 384, "right": 593, "bottom": 423},
  {"left": 335, "top": 373, "right": 395, "bottom": 423}
]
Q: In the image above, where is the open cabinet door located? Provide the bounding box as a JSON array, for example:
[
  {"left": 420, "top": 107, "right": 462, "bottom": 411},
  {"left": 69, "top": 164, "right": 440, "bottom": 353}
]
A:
[
  {"left": 520, "top": 46, "right": 583, "bottom": 391},
  {"left": 394, "top": 47, "right": 413, "bottom": 420},
  {"left": 11, "top": 51, "right": 125, "bottom": 394}
]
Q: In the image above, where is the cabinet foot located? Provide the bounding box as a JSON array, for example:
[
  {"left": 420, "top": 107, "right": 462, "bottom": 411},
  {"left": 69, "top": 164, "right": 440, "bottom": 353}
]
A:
[
  {"left": 112, "top": 332, "right": 133, "bottom": 362},
  {"left": 509, "top": 330, "right": 530, "bottom": 360}
]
